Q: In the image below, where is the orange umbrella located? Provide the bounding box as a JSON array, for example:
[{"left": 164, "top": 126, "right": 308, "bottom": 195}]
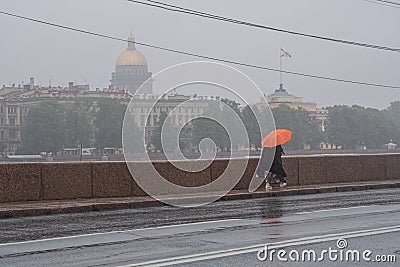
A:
[{"left": 262, "top": 129, "right": 292, "bottom": 148}]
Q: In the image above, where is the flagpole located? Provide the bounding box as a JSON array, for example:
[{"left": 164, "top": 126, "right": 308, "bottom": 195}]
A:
[{"left": 279, "top": 48, "right": 283, "bottom": 86}]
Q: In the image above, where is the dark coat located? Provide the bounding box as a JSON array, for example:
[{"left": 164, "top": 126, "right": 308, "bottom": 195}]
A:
[
  {"left": 256, "top": 145, "right": 287, "bottom": 178},
  {"left": 270, "top": 145, "right": 287, "bottom": 177}
]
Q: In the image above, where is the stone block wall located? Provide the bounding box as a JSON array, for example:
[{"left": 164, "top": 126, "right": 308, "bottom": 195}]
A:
[{"left": 0, "top": 153, "right": 399, "bottom": 202}]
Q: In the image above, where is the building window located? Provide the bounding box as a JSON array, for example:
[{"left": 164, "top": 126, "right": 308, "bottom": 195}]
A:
[
  {"left": 140, "top": 115, "right": 145, "bottom": 126},
  {"left": 0, "top": 131, "right": 3, "bottom": 140},
  {"left": 10, "top": 143, "right": 17, "bottom": 151},
  {"left": 9, "top": 130, "right": 16, "bottom": 139},
  {"left": 0, "top": 118, "right": 3, "bottom": 125},
  {"left": 9, "top": 118, "right": 16, "bottom": 126},
  {"left": 153, "top": 115, "right": 158, "bottom": 126},
  {"left": 8, "top": 106, "right": 16, "bottom": 114}
]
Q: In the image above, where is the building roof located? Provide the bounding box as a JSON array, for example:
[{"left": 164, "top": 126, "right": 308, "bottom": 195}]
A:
[
  {"left": 264, "top": 84, "right": 317, "bottom": 111},
  {"left": 266, "top": 84, "right": 300, "bottom": 99},
  {"left": 116, "top": 34, "right": 147, "bottom": 66}
]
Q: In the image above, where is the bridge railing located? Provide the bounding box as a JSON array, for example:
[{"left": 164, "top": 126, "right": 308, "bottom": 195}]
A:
[{"left": 0, "top": 153, "right": 399, "bottom": 202}]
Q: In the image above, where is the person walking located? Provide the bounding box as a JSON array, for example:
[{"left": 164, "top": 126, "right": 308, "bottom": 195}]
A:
[
  {"left": 257, "top": 145, "right": 287, "bottom": 189},
  {"left": 258, "top": 129, "right": 292, "bottom": 190},
  {"left": 269, "top": 144, "right": 287, "bottom": 188}
]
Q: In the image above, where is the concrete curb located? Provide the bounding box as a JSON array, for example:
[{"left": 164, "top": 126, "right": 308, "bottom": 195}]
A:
[{"left": 0, "top": 180, "right": 399, "bottom": 219}]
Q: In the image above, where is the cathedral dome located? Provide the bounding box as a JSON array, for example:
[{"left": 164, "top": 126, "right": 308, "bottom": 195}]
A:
[
  {"left": 116, "top": 50, "right": 147, "bottom": 66},
  {"left": 116, "top": 34, "right": 147, "bottom": 66}
]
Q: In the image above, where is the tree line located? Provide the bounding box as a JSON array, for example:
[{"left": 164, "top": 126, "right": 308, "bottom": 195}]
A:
[
  {"left": 18, "top": 99, "right": 126, "bottom": 154},
  {"left": 327, "top": 103, "right": 400, "bottom": 149},
  {"left": 270, "top": 102, "right": 400, "bottom": 150},
  {"left": 17, "top": 99, "right": 400, "bottom": 154},
  {"left": 186, "top": 102, "right": 400, "bottom": 151},
  {"left": 187, "top": 103, "right": 322, "bottom": 151}
]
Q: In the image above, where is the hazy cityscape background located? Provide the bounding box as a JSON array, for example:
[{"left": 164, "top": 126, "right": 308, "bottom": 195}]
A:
[
  {"left": 1, "top": 0, "right": 399, "bottom": 108},
  {"left": 0, "top": 0, "right": 399, "bottom": 160},
  {"left": 0, "top": 3, "right": 399, "bottom": 266}
]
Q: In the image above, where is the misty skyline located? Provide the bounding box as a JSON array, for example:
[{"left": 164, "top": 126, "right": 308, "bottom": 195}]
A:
[{"left": 0, "top": 0, "right": 399, "bottom": 109}]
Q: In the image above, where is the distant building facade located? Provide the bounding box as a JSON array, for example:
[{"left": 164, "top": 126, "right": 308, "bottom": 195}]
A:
[
  {"left": 0, "top": 33, "right": 236, "bottom": 154},
  {"left": 262, "top": 83, "right": 339, "bottom": 150},
  {"left": 0, "top": 78, "right": 231, "bottom": 154},
  {"left": 0, "top": 80, "right": 132, "bottom": 154},
  {"left": 385, "top": 141, "right": 398, "bottom": 150},
  {"left": 128, "top": 93, "right": 229, "bottom": 150},
  {"left": 265, "top": 84, "right": 317, "bottom": 112},
  {"left": 309, "top": 108, "right": 329, "bottom": 132}
]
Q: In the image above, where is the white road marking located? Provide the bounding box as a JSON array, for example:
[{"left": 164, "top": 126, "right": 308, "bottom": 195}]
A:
[
  {"left": 133, "top": 218, "right": 241, "bottom": 231},
  {"left": 2, "top": 204, "right": 400, "bottom": 260},
  {"left": 2, "top": 204, "right": 392, "bottom": 248},
  {"left": 0, "top": 218, "right": 242, "bottom": 247},
  {"left": 123, "top": 225, "right": 400, "bottom": 267}
]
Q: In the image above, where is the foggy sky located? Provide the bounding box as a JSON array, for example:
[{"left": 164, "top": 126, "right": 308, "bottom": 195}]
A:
[{"left": 0, "top": 0, "right": 399, "bottom": 109}]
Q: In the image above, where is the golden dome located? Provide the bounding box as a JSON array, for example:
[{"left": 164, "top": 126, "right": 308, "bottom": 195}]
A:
[
  {"left": 116, "top": 34, "right": 147, "bottom": 66},
  {"left": 116, "top": 50, "right": 147, "bottom": 66}
]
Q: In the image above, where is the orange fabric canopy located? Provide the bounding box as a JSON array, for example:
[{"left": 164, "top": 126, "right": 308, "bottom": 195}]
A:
[{"left": 262, "top": 129, "right": 292, "bottom": 148}]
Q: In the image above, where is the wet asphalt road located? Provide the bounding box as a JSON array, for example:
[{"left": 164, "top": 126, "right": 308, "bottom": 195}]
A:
[
  {"left": 0, "top": 188, "right": 399, "bottom": 266},
  {"left": 183, "top": 232, "right": 400, "bottom": 267}
]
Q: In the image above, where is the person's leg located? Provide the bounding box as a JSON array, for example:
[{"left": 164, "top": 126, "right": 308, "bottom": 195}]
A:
[
  {"left": 265, "top": 172, "right": 272, "bottom": 190},
  {"left": 280, "top": 176, "right": 288, "bottom": 187}
]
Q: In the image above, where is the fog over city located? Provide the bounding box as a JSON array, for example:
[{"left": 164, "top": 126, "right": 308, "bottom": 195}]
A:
[
  {"left": 2, "top": 2, "right": 400, "bottom": 266},
  {"left": 0, "top": 0, "right": 399, "bottom": 108}
]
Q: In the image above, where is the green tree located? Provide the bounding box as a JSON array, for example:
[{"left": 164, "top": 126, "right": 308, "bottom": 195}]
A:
[
  {"left": 305, "top": 119, "right": 324, "bottom": 149},
  {"left": 326, "top": 105, "right": 356, "bottom": 148},
  {"left": 20, "top": 102, "right": 66, "bottom": 154},
  {"left": 328, "top": 105, "right": 397, "bottom": 149},
  {"left": 150, "top": 111, "right": 178, "bottom": 152},
  {"left": 64, "top": 100, "right": 92, "bottom": 147},
  {"left": 192, "top": 102, "right": 233, "bottom": 152},
  {"left": 384, "top": 101, "right": 400, "bottom": 127},
  {"left": 123, "top": 111, "right": 144, "bottom": 153},
  {"left": 383, "top": 101, "right": 400, "bottom": 143},
  {"left": 272, "top": 104, "right": 322, "bottom": 150},
  {"left": 151, "top": 111, "right": 167, "bottom": 152},
  {"left": 95, "top": 99, "right": 127, "bottom": 149},
  {"left": 192, "top": 117, "right": 230, "bottom": 152},
  {"left": 241, "top": 105, "right": 262, "bottom": 150}
]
